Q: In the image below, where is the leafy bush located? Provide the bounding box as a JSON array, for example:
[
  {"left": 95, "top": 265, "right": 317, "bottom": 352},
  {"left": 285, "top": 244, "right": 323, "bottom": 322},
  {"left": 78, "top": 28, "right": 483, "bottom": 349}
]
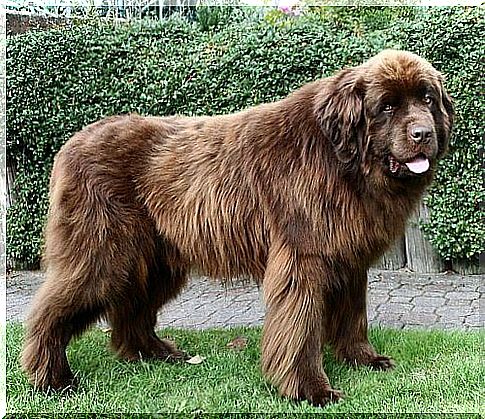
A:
[{"left": 6, "top": 7, "right": 484, "bottom": 268}]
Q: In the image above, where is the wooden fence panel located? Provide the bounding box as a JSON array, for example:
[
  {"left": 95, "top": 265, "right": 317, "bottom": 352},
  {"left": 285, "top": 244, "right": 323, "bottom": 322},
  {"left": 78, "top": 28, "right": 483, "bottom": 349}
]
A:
[
  {"left": 405, "top": 202, "right": 446, "bottom": 273},
  {"left": 374, "top": 236, "right": 406, "bottom": 270},
  {"left": 453, "top": 258, "right": 484, "bottom": 275}
]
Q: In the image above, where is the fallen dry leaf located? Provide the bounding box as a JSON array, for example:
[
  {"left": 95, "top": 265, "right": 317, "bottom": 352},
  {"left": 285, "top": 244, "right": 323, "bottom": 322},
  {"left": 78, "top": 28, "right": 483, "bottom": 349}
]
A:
[
  {"left": 226, "top": 336, "right": 248, "bottom": 350},
  {"left": 186, "top": 354, "right": 206, "bottom": 365}
]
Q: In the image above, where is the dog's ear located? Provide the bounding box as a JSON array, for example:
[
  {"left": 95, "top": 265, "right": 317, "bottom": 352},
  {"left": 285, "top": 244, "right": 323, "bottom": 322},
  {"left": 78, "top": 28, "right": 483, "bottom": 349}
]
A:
[
  {"left": 436, "top": 77, "right": 455, "bottom": 158},
  {"left": 315, "top": 68, "right": 368, "bottom": 170}
]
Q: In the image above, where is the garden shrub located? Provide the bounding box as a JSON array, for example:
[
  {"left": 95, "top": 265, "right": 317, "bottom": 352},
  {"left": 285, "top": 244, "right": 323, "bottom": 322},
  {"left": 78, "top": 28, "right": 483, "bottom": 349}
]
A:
[{"left": 6, "top": 6, "right": 484, "bottom": 268}]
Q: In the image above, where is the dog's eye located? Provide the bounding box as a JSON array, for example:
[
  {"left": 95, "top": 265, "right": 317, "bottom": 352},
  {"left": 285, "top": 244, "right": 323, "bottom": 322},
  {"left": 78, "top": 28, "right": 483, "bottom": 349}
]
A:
[
  {"left": 424, "top": 94, "right": 434, "bottom": 105},
  {"left": 383, "top": 104, "right": 395, "bottom": 114}
]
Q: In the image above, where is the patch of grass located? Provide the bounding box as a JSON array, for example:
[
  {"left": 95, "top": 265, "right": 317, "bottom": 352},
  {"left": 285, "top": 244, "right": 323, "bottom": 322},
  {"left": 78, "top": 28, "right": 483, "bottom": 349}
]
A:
[{"left": 6, "top": 323, "right": 484, "bottom": 415}]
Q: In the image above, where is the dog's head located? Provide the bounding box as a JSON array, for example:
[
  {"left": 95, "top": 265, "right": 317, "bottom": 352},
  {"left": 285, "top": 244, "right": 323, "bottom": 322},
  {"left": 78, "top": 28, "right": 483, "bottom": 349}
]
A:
[{"left": 315, "top": 50, "right": 454, "bottom": 181}]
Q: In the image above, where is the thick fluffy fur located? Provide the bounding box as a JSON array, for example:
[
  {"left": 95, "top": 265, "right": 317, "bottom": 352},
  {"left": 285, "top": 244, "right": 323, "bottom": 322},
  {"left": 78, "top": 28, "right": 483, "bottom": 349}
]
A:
[{"left": 22, "top": 50, "right": 453, "bottom": 405}]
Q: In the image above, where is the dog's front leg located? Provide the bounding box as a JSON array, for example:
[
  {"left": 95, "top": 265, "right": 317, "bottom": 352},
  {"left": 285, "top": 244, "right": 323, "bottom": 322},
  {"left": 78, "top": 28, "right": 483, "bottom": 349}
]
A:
[
  {"left": 325, "top": 266, "right": 395, "bottom": 370},
  {"left": 261, "top": 243, "right": 342, "bottom": 407}
]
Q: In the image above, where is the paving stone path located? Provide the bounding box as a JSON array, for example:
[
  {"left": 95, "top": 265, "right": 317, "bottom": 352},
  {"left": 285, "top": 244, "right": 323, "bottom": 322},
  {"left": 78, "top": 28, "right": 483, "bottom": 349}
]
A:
[{"left": 6, "top": 269, "right": 483, "bottom": 330}]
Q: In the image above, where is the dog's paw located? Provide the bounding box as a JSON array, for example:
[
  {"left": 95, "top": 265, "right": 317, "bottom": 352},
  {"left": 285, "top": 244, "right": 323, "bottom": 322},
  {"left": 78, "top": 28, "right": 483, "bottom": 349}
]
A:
[
  {"left": 295, "top": 377, "right": 345, "bottom": 407},
  {"left": 300, "top": 387, "right": 344, "bottom": 407},
  {"left": 37, "top": 374, "right": 78, "bottom": 394},
  {"left": 368, "top": 355, "right": 395, "bottom": 371}
]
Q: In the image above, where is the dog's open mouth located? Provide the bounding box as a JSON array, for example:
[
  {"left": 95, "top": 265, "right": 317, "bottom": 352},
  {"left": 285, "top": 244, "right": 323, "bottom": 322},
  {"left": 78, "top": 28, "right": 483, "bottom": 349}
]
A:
[{"left": 389, "top": 154, "right": 430, "bottom": 175}]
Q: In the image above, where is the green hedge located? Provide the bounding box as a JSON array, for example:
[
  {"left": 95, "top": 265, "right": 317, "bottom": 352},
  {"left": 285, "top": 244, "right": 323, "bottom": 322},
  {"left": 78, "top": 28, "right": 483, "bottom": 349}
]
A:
[{"left": 7, "top": 7, "right": 484, "bottom": 268}]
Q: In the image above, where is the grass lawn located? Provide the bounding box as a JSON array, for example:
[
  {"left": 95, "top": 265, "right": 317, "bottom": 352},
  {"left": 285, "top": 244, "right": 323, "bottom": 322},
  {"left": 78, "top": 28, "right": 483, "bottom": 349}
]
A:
[{"left": 6, "top": 322, "right": 484, "bottom": 416}]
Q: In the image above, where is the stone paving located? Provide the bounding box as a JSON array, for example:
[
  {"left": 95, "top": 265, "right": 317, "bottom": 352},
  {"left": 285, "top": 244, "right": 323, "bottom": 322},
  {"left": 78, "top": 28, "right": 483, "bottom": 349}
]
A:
[{"left": 6, "top": 268, "right": 483, "bottom": 330}]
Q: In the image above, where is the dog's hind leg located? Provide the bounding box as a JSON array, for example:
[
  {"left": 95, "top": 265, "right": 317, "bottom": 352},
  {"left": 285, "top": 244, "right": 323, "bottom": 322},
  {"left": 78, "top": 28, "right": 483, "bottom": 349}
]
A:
[
  {"left": 21, "top": 263, "right": 105, "bottom": 391},
  {"left": 107, "top": 237, "right": 189, "bottom": 362},
  {"left": 21, "top": 218, "right": 141, "bottom": 391},
  {"left": 21, "top": 155, "right": 177, "bottom": 390}
]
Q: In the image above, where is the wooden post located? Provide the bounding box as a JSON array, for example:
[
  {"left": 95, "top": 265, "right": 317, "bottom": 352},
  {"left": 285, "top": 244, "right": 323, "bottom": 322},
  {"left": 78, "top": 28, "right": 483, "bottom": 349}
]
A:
[{"left": 405, "top": 201, "right": 445, "bottom": 273}]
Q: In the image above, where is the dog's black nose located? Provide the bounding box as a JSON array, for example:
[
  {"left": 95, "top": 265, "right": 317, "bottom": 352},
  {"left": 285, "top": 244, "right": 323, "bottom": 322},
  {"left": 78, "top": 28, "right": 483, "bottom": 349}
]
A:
[{"left": 410, "top": 125, "right": 433, "bottom": 143}]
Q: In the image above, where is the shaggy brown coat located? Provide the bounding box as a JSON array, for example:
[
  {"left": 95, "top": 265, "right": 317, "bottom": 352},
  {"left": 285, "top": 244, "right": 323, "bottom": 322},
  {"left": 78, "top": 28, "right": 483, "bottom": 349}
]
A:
[{"left": 22, "top": 50, "right": 454, "bottom": 406}]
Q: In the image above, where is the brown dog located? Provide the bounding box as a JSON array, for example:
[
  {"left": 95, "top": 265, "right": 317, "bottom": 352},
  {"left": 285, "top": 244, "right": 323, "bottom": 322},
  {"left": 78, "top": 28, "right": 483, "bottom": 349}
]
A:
[{"left": 22, "top": 50, "right": 453, "bottom": 406}]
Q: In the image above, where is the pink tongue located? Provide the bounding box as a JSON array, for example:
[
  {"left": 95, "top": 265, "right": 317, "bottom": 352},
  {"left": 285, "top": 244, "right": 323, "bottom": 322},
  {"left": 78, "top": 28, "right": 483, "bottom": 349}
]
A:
[{"left": 405, "top": 157, "right": 430, "bottom": 174}]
